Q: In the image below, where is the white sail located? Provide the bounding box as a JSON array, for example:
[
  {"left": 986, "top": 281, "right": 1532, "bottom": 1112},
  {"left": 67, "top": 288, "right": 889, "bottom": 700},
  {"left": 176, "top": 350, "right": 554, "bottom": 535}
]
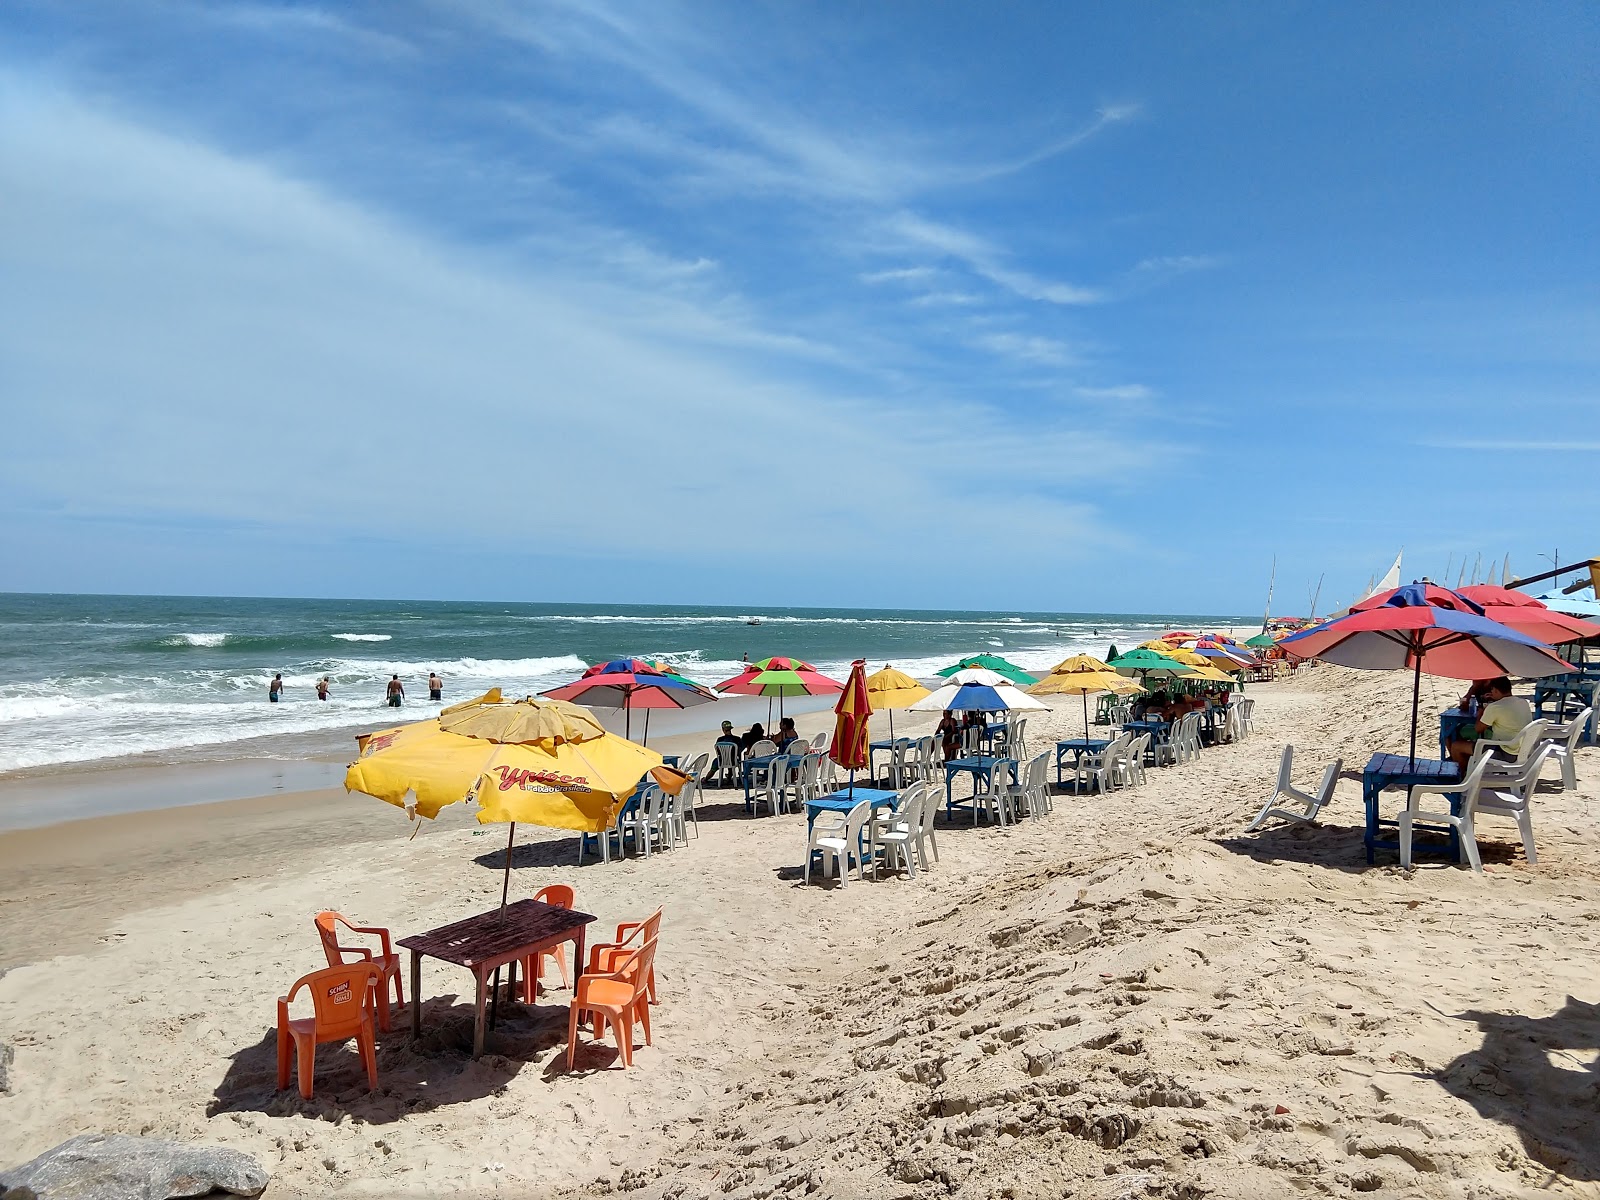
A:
[{"left": 1358, "top": 552, "right": 1402, "bottom": 602}]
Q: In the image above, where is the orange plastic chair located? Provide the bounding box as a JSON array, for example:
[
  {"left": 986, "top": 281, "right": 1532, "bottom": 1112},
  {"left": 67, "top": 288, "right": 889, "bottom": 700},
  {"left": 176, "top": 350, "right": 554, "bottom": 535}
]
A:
[
  {"left": 314, "top": 911, "right": 403, "bottom": 1032},
  {"left": 566, "top": 937, "right": 658, "bottom": 1070},
  {"left": 519, "top": 884, "right": 576, "bottom": 1001},
  {"left": 584, "top": 906, "right": 663, "bottom": 1006},
  {"left": 276, "top": 963, "right": 380, "bottom": 1099}
]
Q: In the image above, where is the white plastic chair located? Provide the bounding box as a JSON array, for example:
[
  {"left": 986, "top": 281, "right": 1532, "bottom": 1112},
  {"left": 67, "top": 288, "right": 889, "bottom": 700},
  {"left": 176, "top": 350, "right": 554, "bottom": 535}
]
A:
[
  {"left": 1399, "top": 753, "right": 1492, "bottom": 871},
  {"left": 872, "top": 782, "right": 926, "bottom": 879},
  {"left": 618, "top": 785, "right": 670, "bottom": 857},
  {"left": 1239, "top": 698, "right": 1257, "bottom": 736},
  {"left": 972, "top": 760, "right": 1014, "bottom": 825},
  {"left": 745, "top": 739, "right": 780, "bottom": 795},
  {"left": 806, "top": 799, "right": 871, "bottom": 887},
  {"left": 1125, "top": 734, "right": 1151, "bottom": 787},
  {"left": 1078, "top": 734, "right": 1129, "bottom": 793},
  {"left": 817, "top": 754, "right": 838, "bottom": 795},
  {"left": 911, "top": 780, "right": 940, "bottom": 864},
  {"left": 1470, "top": 719, "right": 1550, "bottom": 784},
  {"left": 712, "top": 741, "right": 740, "bottom": 788},
  {"left": 1006, "top": 753, "right": 1051, "bottom": 819},
  {"left": 1544, "top": 706, "right": 1592, "bottom": 791},
  {"left": 1245, "top": 745, "right": 1342, "bottom": 831},
  {"left": 810, "top": 731, "right": 831, "bottom": 755},
  {"left": 1470, "top": 745, "right": 1554, "bottom": 866},
  {"left": 881, "top": 739, "right": 912, "bottom": 789}
]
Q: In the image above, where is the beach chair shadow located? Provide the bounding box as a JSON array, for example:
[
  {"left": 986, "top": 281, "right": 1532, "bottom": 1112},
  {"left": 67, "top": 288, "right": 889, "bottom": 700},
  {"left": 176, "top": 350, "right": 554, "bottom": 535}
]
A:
[
  {"left": 1212, "top": 823, "right": 1374, "bottom": 875},
  {"left": 1436, "top": 996, "right": 1600, "bottom": 1182},
  {"left": 208, "top": 992, "right": 573, "bottom": 1123}
]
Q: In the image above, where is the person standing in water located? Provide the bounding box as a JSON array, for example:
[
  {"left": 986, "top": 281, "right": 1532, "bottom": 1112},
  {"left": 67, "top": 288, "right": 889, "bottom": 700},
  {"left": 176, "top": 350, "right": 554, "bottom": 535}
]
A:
[
  {"left": 386, "top": 675, "right": 405, "bottom": 707},
  {"left": 316, "top": 677, "right": 330, "bottom": 701},
  {"left": 269, "top": 673, "right": 283, "bottom": 703},
  {"left": 428, "top": 671, "right": 443, "bottom": 702}
]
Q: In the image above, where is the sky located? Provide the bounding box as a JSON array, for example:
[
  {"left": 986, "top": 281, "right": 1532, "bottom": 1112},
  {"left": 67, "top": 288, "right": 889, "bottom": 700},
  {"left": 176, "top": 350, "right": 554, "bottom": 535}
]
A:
[{"left": 1, "top": 1, "right": 1597, "bottom": 616}]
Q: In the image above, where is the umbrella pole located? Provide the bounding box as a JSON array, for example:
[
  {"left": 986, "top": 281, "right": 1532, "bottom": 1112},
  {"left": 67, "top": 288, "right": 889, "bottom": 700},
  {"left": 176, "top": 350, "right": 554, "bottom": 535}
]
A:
[
  {"left": 1408, "top": 655, "right": 1423, "bottom": 769},
  {"left": 643, "top": 709, "right": 650, "bottom": 747},
  {"left": 500, "top": 822, "right": 516, "bottom": 912},
  {"left": 1083, "top": 692, "right": 1090, "bottom": 740}
]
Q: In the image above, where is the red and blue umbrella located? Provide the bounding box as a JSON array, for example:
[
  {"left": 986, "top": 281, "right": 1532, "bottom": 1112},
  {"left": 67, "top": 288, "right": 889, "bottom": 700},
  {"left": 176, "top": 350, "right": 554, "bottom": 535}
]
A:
[
  {"left": 1282, "top": 582, "right": 1573, "bottom": 764},
  {"left": 542, "top": 659, "right": 718, "bottom": 744}
]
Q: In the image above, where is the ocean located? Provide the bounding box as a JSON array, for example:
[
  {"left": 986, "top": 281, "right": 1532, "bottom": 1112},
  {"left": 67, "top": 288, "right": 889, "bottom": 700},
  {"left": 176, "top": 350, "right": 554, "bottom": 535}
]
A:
[{"left": 0, "top": 593, "right": 1251, "bottom": 774}]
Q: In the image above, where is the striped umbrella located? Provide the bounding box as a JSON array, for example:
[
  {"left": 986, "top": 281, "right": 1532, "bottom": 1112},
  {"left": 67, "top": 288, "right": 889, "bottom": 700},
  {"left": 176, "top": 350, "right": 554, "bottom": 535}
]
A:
[
  {"left": 833, "top": 659, "right": 872, "bottom": 794},
  {"left": 715, "top": 656, "right": 844, "bottom": 729},
  {"left": 1282, "top": 582, "right": 1573, "bottom": 765},
  {"left": 542, "top": 659, "right": 717, "bottom": 744}
]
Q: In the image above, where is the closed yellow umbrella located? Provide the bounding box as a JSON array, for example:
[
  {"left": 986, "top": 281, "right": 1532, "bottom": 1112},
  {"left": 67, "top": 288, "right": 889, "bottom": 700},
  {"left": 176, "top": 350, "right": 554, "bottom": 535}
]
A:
[{"left": 864, "top": 665, "right": 931, "bottom": 740}]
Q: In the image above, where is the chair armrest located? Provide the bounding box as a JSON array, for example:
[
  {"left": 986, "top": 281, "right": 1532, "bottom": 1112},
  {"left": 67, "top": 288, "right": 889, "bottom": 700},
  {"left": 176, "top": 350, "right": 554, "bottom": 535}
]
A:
[{"left": 345, "top": 924, "right": 394, "bottom": 956}]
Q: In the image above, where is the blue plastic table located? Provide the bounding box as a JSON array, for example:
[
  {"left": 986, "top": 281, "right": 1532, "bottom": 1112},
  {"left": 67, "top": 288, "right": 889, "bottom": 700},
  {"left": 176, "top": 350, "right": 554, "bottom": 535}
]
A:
[
  {"left": 804, "top": 787, "right": 899, "bottom": 833},
  {"left": 943, "top": 755, "right": 1014, "bottom": 818},
  {"left": 1054, "top": 738, "right": 1110, "bottom": 786},
  {"left": 1437, "top": 709, "right": 1476, "bottom": 759},
  {"left": 1361, "top": 752, "right": 1460, "bottom": 864}
]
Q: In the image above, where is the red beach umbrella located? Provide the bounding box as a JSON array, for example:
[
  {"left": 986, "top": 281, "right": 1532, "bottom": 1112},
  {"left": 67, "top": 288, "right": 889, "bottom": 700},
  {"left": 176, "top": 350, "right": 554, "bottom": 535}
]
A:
[
  {"left": 1283, "top": 583, "right": 1573, "bottom": 765},
  {"left": 1455, "top": 585, "right": 1600, "bottom": 645}
]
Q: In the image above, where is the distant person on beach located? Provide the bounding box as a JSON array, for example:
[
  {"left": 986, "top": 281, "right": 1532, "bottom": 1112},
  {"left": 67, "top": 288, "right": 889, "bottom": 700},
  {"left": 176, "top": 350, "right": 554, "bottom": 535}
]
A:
[
  {"left": 269, "top": 673, "right": 283, "bottom": 703},
  {"left": 740, "top": 722, "right": 766, "bottom": 751},
  {"left": 316, "top": 677, "right": 330, "bottom": 701},
  {"left": 387, "top": 675, "right": 405, "bottom": 707},
  {"left": 936, "top": 711, "right": 962, "bottom": 760},
  {"left": 1448, "top": 677, "right": 1532, "bottom": 769},
  {"left": 428, "top": 672, "right": 443, "bottom": 701}
]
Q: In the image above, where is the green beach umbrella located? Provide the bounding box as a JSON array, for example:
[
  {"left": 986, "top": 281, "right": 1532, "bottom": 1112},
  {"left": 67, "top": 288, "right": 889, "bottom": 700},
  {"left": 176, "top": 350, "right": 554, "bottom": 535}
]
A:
[
  {"left": 1244, "top": 633, "right": 1277, "bottom": 649},
  {"left": 1108, "top": 649, "right": 1198, "bottom": 678},
  {"left": 936, "top": 654, "right": 1039, "bottom": 686}
]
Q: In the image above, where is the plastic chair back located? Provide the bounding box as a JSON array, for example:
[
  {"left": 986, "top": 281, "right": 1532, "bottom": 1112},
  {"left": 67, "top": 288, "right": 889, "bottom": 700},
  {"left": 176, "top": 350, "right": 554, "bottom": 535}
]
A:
[
  {"left": 291, "top": 963, "right": 377, "bottom": 1039},
  {"left": 535, "top": 884, "right": 574, "bottom": 910},
  {"left": 749, "top": 739, "right": 778, "bottom": 758}
]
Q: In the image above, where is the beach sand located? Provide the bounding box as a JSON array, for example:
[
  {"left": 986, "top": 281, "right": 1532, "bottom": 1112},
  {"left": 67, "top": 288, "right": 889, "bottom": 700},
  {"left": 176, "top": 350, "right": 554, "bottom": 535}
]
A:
[{"left": 2, "top": 667, "right": 1598, "bottom": 1198}]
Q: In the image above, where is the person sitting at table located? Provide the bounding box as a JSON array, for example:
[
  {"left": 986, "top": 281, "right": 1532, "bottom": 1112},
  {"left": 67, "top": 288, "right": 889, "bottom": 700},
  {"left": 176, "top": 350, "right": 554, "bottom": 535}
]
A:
[
  {"left": 1135, "top": 691, "right": 1169, "bottom": 721},
  {"left": 936, "top": 710, "right": 962, "bottom": 761},
  {"left": 774, "top": 717, "right": 801, "bottom": 749},
  {"left": 1448, "top": 677, "right": 1532, "bottom": 770},
  {"left": 1455, "top": 678, "right": 1497, "bottom": 713},
  {"left": 740, "top": 722, "right": 767, "bottom": 751}
]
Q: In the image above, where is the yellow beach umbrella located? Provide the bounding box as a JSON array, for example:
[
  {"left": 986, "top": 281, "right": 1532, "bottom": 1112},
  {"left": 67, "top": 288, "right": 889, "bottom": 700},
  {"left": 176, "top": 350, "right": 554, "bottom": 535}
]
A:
[
  {"left": 346, "top": 689, "right": 670, "bottom": 904},
  {"left": 864, "top": 665, "right": 931, "bottom": 739},
  {"left": 1184, "top": 664, "right": 1238, "bottom": 684},
  {"left": 1027, "top": 658, "right": 1146, "bottom": 738}
]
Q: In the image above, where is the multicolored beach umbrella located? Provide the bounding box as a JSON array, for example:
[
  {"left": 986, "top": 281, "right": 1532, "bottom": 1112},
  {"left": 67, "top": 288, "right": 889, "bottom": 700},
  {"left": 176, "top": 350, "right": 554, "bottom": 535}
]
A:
[
  {"left": 935, "top": 654, "right": 1039, "bottom": 686},
  {"left": 1281, "top": 583, "right": 1573, "bottom": 765},
  {"left": 715, "top": 656, "right": 844, "bottom": 727},
  {"left": 833, "top": 659, "right": 872, "bottom": 792},
  {"left": 909, "top": 669, "right": 1049, "bottom": 717},
  {"left": 1109, "top": 649, "right": 1198, "bottom": 678},
  {"left": 542, "top": 658, "right": 718, "bottom": 744}
]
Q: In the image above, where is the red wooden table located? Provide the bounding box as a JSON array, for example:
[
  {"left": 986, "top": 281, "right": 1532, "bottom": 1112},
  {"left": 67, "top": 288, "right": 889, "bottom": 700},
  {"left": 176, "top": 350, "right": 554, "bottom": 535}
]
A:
[{"left": 397, "top": 899, "right": 596, "bottom": 1058}]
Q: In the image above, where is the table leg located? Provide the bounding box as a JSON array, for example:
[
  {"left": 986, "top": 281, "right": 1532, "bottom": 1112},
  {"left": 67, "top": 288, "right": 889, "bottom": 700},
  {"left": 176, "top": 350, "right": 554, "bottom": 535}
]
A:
[
  {"left": 1362, "top": 776, "right": 1379, "bottom": 865},
  {"left": 473, "top": 968, "right": 488, "bottom": 1059},
  {"left": 573, "top": 928, "right": 587, "bottom": 986},
  {"left": 409, "top": 950, "right": 422, "bottom": 1039}
]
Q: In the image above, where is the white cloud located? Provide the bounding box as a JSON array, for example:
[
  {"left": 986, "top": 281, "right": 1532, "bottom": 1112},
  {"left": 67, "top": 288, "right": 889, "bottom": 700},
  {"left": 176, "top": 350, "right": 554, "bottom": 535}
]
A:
[
  {"left": 1076, "top": 384, "right": 1155, "bottom": 402},
  {"left": 886, "top": 212, "right": 1102, "bottom": 305},
  {"left": 1422, "top": 439, "right": 1600, "bottom": 451},
  {"left": 973, "top": 333, "right": 1077, "bottom": 367},
  {"left": 0, "top": 80, "right": 1152, "bottom": 591}
]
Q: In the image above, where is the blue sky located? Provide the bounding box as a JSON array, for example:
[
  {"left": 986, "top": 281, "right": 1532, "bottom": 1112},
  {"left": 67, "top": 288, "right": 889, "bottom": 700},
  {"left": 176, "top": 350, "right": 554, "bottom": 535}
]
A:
[{"left": 2, "top": 1, "right": 1596, "bottom": 615}]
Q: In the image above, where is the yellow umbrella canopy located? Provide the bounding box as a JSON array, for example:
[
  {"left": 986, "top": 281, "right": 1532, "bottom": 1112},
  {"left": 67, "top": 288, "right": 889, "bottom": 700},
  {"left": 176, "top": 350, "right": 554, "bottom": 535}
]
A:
[
  {"left": 1043, "top": 653, "right": 1112, "bottom": 674},
  {"left": 1027, "top": 658, "right": 1145, "bottom": 737},
  {"left": 864, "top": 665, "right": 931, "bottom": 739},
  {"left": 345, "top": 689, "right": 663, "bottom": 832},
  {"left": 1183, "top": 664, "right": 1238, "bottom": 684},
  {"left": 864, "top": 666, "right": 931, "bottom": 708}
]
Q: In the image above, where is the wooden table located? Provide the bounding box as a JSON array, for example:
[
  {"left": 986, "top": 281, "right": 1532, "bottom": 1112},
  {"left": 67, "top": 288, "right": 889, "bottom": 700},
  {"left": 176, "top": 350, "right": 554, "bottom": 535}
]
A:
[{"left": 397, "top": 899, "right": 597, "bottom": 1058}]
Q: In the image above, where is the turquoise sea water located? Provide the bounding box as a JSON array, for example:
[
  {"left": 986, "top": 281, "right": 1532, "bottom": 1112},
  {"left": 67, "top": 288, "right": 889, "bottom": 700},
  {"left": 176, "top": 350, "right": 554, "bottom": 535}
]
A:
[{"left": 0, "top": 594, "right": 1250, "bottom": 772}]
